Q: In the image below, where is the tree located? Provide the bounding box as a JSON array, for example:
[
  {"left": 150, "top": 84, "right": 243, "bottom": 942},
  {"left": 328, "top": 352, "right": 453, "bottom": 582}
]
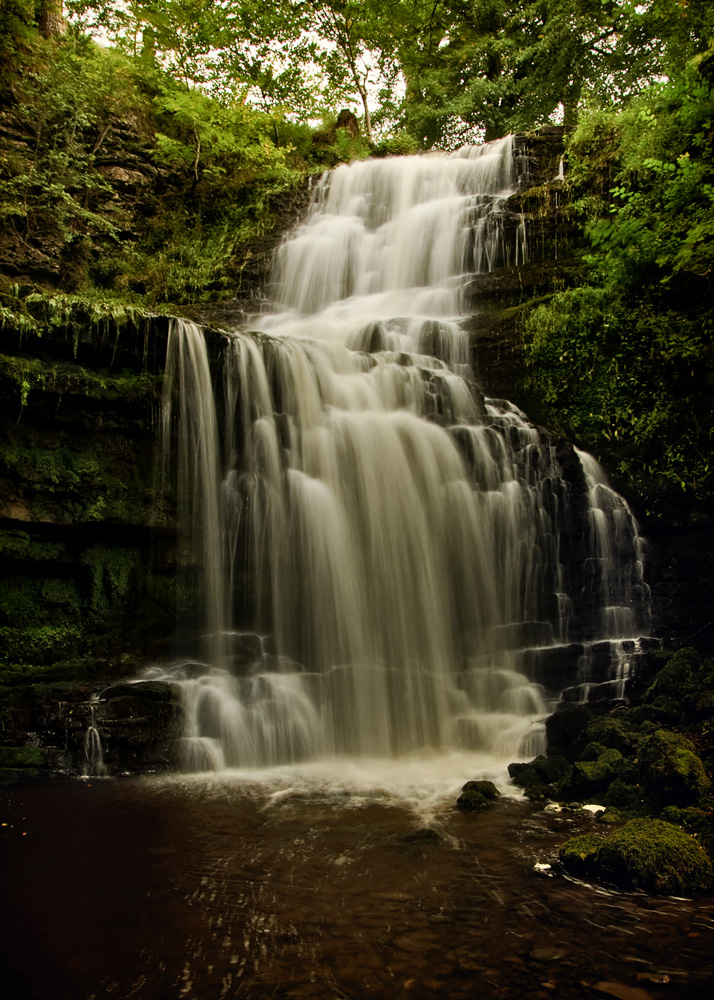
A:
[{"left": 38, "top": 0, "right": 67, "bottom": 37}]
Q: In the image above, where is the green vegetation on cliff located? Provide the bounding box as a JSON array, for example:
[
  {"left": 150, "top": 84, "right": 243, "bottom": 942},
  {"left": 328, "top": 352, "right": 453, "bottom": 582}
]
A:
[
  {"left": 0, "top": 10, "right": 375, "bottom": 314},
  {"left": 523, "top": 59, "right": 714, "bottom": 521}
]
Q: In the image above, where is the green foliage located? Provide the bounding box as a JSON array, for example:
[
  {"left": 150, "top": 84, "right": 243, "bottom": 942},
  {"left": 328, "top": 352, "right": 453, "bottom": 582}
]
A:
[
  {"left": 0, "top": 0, "right": 36, "bottom": 78},
  {"left": 0, "top": 34, "right": 146, "bottom": 271},
  {"left": 0, "top": 623, "right": 83, "bottom": 665},
  {"left": 523, "top": 64, "right": 714, "bottom": 515}
]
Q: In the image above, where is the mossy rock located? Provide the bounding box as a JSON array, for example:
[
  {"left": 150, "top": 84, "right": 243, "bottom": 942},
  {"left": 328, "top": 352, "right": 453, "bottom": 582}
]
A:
[
  {"left": 0, "top": 746, "right": 48, "bottom": 768},
  {"left": 604, "top": 776, "right": 647, "bottom": 813},
  {"left": 560, "top": 747, "right": 624, "bottom": 800},
  {"left": 580, "top": 741, "right": 606, "bottom": 761},
  {"left": 457, "top": 779, "right": 500, "bottom": 811},
  {"left": 643, "top": 648, "right": 701, "bottom": 704},
  {"left": 558, "top": 834, "right": 605, "bottom": 877},
  {"left": 597, "top": 806, "right": 624, "bottom": 825},
  {"left": 594, "top": 819, "right": 713, "bottom": 894},
  {"left": 508, "top": 754, "right": 572, "bottom": 800},
  {"left": 585, "top": 715, "right": 636, "bottom": 755},
  {"left": 659, "top": 805, "right": 713, "bottom": 849},
  {"left": 508, "top": 762, "right": 547, "bottom": 799},
  {"left": 638, "top": 729, "right": 710, "bottom": 808}
]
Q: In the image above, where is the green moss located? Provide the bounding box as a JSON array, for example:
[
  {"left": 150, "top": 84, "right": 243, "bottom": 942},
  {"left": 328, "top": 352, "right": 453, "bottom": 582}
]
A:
[
  {"left": 580, "top": 742, "right": 607, "bottom": 761},
  {"left": 661, "top": 805, "right": 712, "bottom": 838},
  {"left": 0, "top": 351, "right": 160, "bottom": 408},
  {"left": 457, "top": 779, "right": 501, "bottom": 810},
  {"left": 82, "top": 544, "right": 142, "bottom": 616},
  {"left": 594, "top": 819, "right": 713, "bottom": 894},
  {"left": 0, "top": 624, "right": 84, "bottom": 666},
  {"left": 644, "top": 648, "right": 701, "bottom": 704},
  {"left": 0, "top": 530, "right": 65, "bottom": 563},
  {"left": 0, "top": 746, "right": 48, "bottom": 768},
  {"left": 638, "top": 729, "right": 710, "bottom": 808},
  {"left": 585, "top": 715, "right": 636, "bottom": 755},
  {"left": 0, "top": 439, "right": 151, "bottom": 525},
  {"left": 558, "top": 834, "right": 605, "bottom": 876}
]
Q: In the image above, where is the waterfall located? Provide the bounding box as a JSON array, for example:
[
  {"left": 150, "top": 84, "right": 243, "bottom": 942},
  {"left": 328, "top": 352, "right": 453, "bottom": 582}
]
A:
[{"left": 159, "top": 136, "right": 651, "bottom": 770}]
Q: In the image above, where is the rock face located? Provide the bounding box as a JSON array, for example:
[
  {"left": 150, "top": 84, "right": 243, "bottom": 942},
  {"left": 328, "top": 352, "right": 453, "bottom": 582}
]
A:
[{"left": 0, "top": 310, "right": 185, "bottom": 771}]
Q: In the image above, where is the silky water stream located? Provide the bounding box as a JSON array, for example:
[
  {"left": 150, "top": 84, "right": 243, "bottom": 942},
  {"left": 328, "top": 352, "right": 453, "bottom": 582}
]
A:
[{"left": 3, "top": 138, "right": 711, "bottom": 1000}]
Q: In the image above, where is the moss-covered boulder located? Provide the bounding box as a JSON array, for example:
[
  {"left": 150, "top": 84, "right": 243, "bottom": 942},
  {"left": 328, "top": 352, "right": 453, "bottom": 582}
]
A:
[
  {"left": 638, "top": 729, "right": 710, "bottom": 808},
  {"left": 558, "top": 747, "right": 624, "bottom": 801},
  {"left": 508, "top": 754, "right": 572, "bottom": 800},
  {"left": 643, "top": 647, "right": 701, "bottom": 703},
  {"left": 457, "top": 779, "right": 500, "bottom": 811},
  {"left": 558, "top": 833, "right": 605, "bottom": 877},
  {"left": 585, "top": 715, "right": 636, "bottom": 756},
  {"left": 592, "top": 819, "right": 713, "bottom": 894}
]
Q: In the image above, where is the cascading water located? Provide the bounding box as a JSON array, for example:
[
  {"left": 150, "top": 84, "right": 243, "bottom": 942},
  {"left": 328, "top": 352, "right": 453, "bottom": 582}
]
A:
[{"left": 158, "top": 136, "right": 652, "bottom": 772}]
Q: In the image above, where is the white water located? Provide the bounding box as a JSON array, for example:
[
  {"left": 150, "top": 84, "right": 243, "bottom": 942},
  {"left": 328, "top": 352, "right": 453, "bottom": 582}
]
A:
[{"left": 159, "top": 137, "right": 650, "bottom": 774}]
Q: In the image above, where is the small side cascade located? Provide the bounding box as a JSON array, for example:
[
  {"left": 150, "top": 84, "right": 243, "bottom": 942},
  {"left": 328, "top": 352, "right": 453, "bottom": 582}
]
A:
[
  {"left": 83, "top": 698, "right": 107, "bottom": 777},
  {"left": 560, "top": 450, "right": 654, "bottom": 704}
]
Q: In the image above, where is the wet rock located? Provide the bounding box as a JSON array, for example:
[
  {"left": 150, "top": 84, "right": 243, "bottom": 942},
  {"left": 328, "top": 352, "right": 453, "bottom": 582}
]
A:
[
  {"left": 226, "top": 632, "right": 263, "bottom": 673},
  {"left": 529, "top": 946, "right": 568, "bottom": 962},
  {"left": 560, "top": 819, "right": 713, "bottom": 893},
  {"left": 508, "top": 754, "right": 572, "bottom": 800},
  {"left": 401, "top": 827, "right": 443, "bottom": 844},
  {"left": 0, "top": 766, "right": 45, "bottom": 784},
  {"left": 95, "top": 680, "right": 184, "bottom": 772},
  {"left": 457, "top": 779, "right": 500, "bottom": 811},
  {"left": 545, "top": 705, "right": 592, "bottom": 760},
  {"left": 102, "top": 680, "right": 178, "bottom": 702}
]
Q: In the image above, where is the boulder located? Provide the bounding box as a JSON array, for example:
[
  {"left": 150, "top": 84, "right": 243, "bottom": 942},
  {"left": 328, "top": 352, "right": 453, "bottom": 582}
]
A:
[
  {"left": 587, "top": 819, "right": 712, "bottom": 893},
  {"left": 457, "top": 779, "right": 500, "bottom": 811},
  {"left": 638, "top": 729, "right": 710, "bottom": 808}
]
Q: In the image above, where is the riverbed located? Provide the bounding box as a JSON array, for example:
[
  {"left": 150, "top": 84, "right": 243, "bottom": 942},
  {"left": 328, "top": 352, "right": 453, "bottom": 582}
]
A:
[{"left": 1, "top": 762, "right": 712, "bottom": 999}]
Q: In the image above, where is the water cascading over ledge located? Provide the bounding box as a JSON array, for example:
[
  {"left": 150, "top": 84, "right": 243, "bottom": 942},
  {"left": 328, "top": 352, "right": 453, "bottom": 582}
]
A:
[{"left": 158, "top": 136, "right": 652, "bottom": 771}]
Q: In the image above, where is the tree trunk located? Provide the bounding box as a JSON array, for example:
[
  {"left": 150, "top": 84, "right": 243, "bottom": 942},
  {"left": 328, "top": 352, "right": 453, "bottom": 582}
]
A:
[
  {"left": 38, "top": 0, "right": 67, "bottom": 39},
  {"left": 359, "top": 89, "right": 372, "bottom": 145}
]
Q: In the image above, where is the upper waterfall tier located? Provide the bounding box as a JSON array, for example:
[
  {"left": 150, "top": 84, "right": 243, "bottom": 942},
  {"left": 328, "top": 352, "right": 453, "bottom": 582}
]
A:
[
  {"left": 259, "top": 135, "right": 525, "bottom": 363},
  {"left": 160, "top": 137, "right": 651, "bottom": 768}
]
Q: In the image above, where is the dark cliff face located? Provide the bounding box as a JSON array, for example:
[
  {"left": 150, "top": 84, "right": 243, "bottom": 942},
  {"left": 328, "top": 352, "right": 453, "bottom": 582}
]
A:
[{"left": 0, "top": 317, "right": 176, "bottom": 696}]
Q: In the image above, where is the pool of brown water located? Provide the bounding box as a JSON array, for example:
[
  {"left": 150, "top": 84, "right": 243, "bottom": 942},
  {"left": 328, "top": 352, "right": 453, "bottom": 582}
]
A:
[{"left": 1, "top": 769, "right": 712, "bottom": 1000}]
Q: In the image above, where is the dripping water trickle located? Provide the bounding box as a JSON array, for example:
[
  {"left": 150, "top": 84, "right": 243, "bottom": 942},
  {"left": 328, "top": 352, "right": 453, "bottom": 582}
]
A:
[{"left": 83, "top": 697, "right": 106, "bottom": 778}]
